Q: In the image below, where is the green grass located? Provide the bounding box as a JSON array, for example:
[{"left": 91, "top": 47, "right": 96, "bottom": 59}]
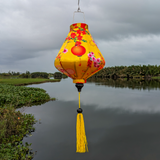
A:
[
  {"left": 0, "top": 84, "right": 55, "bottom": 108},
  {"left": 0, "top": 105, "right": 36, "bottom": 160},
  {"left": 0, "top": 78, "right": 59, "bottom": 159},
  {"left": 0, "top": 78, "right": 60, "bottom": 85},
  {"left": 152, "top": 76, "right": 160, "bottom": 79}
]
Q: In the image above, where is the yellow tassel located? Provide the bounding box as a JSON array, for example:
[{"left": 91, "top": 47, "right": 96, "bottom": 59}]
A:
[
  {"left": 76, "top": 113, "right": 88, "bottom": 153},
  {"left": 76, "top": 92, "right": 88, "bottom": 153}
]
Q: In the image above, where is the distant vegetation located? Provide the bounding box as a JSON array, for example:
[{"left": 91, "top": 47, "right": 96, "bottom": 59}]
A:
[
  {"left": 0, "top": 71, "right": 50, "bottom": 79},
  {"left": 90, "top": 64, "right": 160, "bottom": 79},
  {"left": 0, "top": 71, "right": 20, "bottom": 77},
  {"left": 18, "top": 71, "right": 49, "bottom": 79},
  {"left": 53, "top": 72, "right": 68, "bottom": 79},
  {"left": 0, "top": 71, "right": 68, "bottom": 79},
  {"left": 1, "top": 64, "right": 160, "bottom": 80},
  {"left": 0, "top": 78, "right": 60, "bottom": 86}
]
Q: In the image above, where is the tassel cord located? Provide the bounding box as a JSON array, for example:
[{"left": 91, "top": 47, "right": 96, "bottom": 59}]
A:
[
  {"left": 76, "top": 91, "right": 88, "bottom": 153},
  {"left": 79, "top": 92, "right": 81, "bottom": 108}
]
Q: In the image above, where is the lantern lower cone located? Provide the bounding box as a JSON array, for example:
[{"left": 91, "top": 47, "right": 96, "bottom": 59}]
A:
[{"left": 54, "top": 23, "right": 105, "bottom": 83}]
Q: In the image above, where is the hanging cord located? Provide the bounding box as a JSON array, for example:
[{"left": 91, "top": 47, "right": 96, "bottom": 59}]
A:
[
  {"left": 78, "top": 0, "right": 81, "bottom": 12},
  {"left": 75, "top": 83, "right": 88, "bottom": 153},
  {"left": 73, "top": 0, "right": 85, "bottom": 23},
  {"left": 76, "top": 91, "right": 88, "bottom": 152},
  {"left": 79, "top": 92, "right": 81, "bottom": 108}
]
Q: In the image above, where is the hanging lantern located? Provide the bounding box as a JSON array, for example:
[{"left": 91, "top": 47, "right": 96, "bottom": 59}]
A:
[
  {"left": 54, "top": 23, "right": 105, "bottom": 83},
  {"left": 54, "top": 1, "right": 105, "bottom": 153}
]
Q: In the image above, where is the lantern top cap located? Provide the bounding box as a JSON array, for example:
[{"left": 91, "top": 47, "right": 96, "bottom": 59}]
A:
[{"left": 70, "top": 23, "right": 88, "bottom": 30}]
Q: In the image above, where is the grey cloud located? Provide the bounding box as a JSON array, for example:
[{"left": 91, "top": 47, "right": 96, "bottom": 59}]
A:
[
  {"left": 0, "top": 0, "right": 160, "bottom": 72},
  {"left": 85, "top": 0, "right": 160, "bottom": 40}
]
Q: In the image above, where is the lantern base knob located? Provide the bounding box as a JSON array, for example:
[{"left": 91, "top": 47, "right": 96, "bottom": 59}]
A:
[{"left": 75, "top": 83, "right": 84, "bottom": 92}]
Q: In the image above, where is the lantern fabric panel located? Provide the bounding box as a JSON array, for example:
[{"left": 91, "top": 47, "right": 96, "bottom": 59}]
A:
[{"left": 54, "top": 23, "right": 105, "bottom": 83}]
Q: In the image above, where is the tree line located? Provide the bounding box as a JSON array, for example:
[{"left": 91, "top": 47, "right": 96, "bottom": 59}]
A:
[
  {"left": 0, "top": 71, "right": 67, "bottom": 79},
  {"left": 1, "top": 65, "right": 159, "bottom": 79},
  {"left": 91, "top": 64, "right": 160, "bottom": 78}
]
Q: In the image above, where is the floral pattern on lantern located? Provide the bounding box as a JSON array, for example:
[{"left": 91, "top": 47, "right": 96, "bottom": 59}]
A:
[{"left": 54, "top": 23, "right": 105, "bottom": 83}]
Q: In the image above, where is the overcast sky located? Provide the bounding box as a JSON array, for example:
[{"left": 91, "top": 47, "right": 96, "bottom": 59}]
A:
[{"left": 0, "top": 0, "right": 160, "bottom": 73}]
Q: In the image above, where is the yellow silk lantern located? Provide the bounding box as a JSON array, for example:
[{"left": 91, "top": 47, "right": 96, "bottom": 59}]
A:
[
  {"left": 54, "top": 6, "right": 105, "bottom": 153},
  {"left": 54, "top": 22, "right": 105, "bottom": 153},
  {"left": 54, "top": 23, "right": 105, "bottom": 83}
]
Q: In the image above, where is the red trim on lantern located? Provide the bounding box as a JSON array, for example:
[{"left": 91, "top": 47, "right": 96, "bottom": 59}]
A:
[{"left": 81, "top": 23, "right": 86, "bottom": 29}]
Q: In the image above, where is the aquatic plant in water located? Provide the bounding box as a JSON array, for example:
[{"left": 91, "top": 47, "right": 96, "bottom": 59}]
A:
[
  {"left": 0, "top": 105, "right": 37, "bottom": 159},
  {"left": 0, "top": 84, "right": 54, "bottom": 108},
  {"left": 0, "top": 83, "right": 55, "bottom": 159}
]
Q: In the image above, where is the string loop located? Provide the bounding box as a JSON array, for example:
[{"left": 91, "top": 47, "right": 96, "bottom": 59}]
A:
[{"left": 73, "top": 0, "right": 85, "bottom": 23}]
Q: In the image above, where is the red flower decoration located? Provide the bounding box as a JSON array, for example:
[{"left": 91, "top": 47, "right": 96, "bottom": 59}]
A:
[
  {"left": 77, "top": 29, "right": 82, "bottom": 35},
  {"left": 65, "top": 37, "right": 71, "bottom": 41},
  {"left": 87, "top": 58, "right": 92, "bottom": 68},
  {"left": 81, "top": 23, "right": 86, "bottom": 29},
  {"left": 71, "top": 33, "right": 76, "bottom": 39},
  {"left": 82, "top": 31, "right": 86, "bottom": 35},
  {"left": 77, "top": 35, "right": 83, "bottom": 41},
  {"left": 75, "top": 41, "right": 81, "bottom": 46}
]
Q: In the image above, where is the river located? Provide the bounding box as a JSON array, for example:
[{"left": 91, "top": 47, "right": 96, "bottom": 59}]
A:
[{"left": 16, "top": 78, "right": 160, "bottom": 160}]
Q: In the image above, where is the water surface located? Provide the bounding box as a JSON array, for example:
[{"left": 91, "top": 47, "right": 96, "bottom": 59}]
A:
[{"left": 16, "top": 79, "right": 160, "bottom": 160}]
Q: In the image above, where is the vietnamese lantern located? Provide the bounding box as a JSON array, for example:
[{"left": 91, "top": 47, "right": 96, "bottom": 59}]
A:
[
  {"left": 54, "top": 1, "right": 105, "bottom": 153},
  {"left": 54, "top": 23, "right": 105, "bottom": 83}
]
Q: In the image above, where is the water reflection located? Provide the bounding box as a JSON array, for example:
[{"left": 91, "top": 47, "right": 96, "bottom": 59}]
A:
[
  {"left": 25, "top": 79, "right": 160, "bottom": 113},
  {"left": 21, "top": 101, "right": 160, "bottom": 160},
  {"left": 18, "top": 78, "right": 160, "bottom": 160},
  {"left": 87, "top": 78, "right": 160, "bottom": 90}
]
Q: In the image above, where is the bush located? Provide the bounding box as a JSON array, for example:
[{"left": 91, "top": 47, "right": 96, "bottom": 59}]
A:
[
  {"left": 31, "top": 72, "right": 49, "bottom": 79},
  {"left": 0, "top": 106, "right": 36, "bottom": 159}
]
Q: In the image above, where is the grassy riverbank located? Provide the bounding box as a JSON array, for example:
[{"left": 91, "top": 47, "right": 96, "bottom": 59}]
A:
[
  {"left": 0, "top": 78, "right": 59, "bottom": 159},
  {"left": 0, "top": 84, "right": 55, "bottom": 108},
  {"left": 152, "top": 76, "right": 160, "bottom": 79},
  {"left": 0, "top": 106, "right": 37, "bottom": 160},
  {"left": 0, "top": 78, "right": 60, "bottom": 85}
]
